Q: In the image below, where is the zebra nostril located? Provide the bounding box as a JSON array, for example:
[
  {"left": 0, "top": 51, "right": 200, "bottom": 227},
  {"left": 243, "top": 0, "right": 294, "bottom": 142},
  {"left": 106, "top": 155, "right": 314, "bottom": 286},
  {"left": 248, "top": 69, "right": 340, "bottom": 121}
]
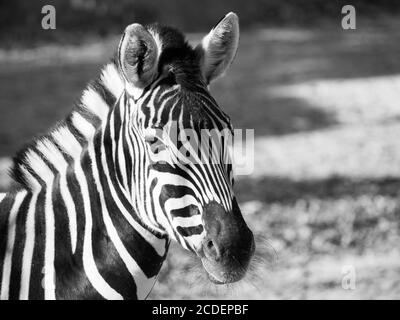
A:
[{"left": 204, "top": 239, "right": 221, "bottom": 261}]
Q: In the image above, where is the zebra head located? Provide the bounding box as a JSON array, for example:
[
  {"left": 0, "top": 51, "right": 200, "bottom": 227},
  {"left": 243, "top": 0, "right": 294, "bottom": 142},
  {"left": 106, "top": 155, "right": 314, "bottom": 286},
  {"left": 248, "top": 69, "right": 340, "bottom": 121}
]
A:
[{"left": 117, "top": 13, "right": 254, "bottom": 284}]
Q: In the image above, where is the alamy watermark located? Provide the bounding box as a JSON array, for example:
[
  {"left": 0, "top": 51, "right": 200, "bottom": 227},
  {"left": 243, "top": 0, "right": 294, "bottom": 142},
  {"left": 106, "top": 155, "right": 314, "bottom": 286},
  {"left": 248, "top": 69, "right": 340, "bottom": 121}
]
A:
[
  {"left": 342, "top": 5, "right": 356, "bottom": 30},
  {"left": 41, "top": 5, "right": 56, "bottom": 30},
  {"left": 341, "top": 265, "right": 356, "bottom": 290},
  {"left": 145, "top": 122, "right": 255, "bottom": 176},
  {"left": 41, "top": 5, "right": 357, "bottom": 31}
]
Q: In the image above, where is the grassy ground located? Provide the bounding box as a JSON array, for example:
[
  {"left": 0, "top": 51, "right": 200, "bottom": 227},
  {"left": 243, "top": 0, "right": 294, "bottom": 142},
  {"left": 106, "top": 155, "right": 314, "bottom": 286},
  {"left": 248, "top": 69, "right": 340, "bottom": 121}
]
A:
[{"left": 1, "top": 20, "right": 400, "bottom": 299}]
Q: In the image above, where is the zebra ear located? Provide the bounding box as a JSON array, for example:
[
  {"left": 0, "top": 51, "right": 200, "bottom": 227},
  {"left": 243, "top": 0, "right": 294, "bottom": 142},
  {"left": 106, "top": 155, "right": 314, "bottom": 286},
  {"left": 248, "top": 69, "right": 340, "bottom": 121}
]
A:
[
  {"left": 118, "top": 24, "right": 159, "bottom": 89},
  {"left": 196, "top": 12, "right": 239, "bottom": 84}
]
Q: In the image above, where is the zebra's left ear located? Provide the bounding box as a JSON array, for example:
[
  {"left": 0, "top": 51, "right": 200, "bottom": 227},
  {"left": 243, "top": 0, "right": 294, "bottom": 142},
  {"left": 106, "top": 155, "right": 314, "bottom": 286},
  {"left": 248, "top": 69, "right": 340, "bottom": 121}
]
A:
[
  {"left": 118, "top": 24, "right": 159, "bottom": 89},
  {"left": 196, "top": 12, "right": 239, "bottom": 84}
]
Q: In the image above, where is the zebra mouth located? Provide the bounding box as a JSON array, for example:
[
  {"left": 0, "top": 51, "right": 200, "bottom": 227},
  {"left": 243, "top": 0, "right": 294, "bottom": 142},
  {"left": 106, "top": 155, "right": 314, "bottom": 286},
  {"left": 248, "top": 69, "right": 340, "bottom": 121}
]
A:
[
  {"left": 200, "top": 257, "right": 225, "bottom": 284},
  {"left": 201, "top": 257, "right": 242, "bottom": 285},
  {"left": 207, "top": 272, "right": 226, "bottom": 285}
]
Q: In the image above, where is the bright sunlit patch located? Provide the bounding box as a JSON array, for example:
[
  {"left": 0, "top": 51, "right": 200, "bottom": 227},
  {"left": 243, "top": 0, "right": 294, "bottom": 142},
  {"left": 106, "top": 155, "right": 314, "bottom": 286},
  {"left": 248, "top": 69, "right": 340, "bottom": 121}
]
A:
[
  {"left": 269, "top": 75, "right": 400, "bottom": 124},
  {"left": 250, "top": 123, "right": 400, "bottom": 180},
  {"left": 243, "top": 75, "right": 400, "bottom": 181}
]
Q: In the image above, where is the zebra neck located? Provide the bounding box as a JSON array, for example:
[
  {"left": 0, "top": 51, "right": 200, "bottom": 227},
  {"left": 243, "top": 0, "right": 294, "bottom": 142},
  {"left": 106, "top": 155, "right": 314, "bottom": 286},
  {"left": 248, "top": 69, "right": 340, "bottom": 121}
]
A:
[
  {"left": 11, "top": 61, "right": 124, "bottom": 191},
  {"left": 7, "top": 56, "right": 168, "bottom": 235},
  {"left": 8, "top": 58, "right": 167, "bottom": 237}
]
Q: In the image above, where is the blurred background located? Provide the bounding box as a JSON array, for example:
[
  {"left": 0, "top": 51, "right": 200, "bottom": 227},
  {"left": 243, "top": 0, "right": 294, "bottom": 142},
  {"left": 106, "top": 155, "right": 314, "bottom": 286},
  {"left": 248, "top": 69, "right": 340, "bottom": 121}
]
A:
[{"left": 1, "top": 0, "right": 400, "bottom": 299}]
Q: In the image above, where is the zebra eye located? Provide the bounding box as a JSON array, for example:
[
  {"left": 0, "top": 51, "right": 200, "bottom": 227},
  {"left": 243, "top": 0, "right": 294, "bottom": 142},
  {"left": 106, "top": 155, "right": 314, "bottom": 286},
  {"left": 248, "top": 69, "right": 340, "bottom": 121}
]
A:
[
  {"left": 144, "top": 128, "right": 161, "bottom": 143},
  {"left": 145, "top": 132, "right": 167, "bottom": 155},
  {"left": 144, "top": 132, "right": 157, "bottom": 143}
]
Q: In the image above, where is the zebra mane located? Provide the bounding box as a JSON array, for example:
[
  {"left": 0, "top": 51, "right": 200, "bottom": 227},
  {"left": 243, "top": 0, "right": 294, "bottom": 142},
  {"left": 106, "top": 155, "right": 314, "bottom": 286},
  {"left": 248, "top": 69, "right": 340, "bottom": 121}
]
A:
[
  {"left": 10, "top": 25, "right": 202, "bottom": 191},
  {"left": 11, "top": 60, "right": 125, "bottom": 190}
]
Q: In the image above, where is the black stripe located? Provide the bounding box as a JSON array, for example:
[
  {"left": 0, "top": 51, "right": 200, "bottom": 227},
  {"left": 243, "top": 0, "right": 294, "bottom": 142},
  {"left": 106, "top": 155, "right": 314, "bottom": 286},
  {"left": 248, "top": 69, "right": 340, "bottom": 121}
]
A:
[
  {"left": 0, "top": 194, "right": 14, "bottom": 290},
  {"left": 121, "top": 112, "right": 133, "bottom": 191},
  {"left": 170, "top": 205, "right": 199, "bottom": 218},
  {"left": 112, "top": 98, "right": 125, "bottom": 186},
  {"left": 28, "top": 188, "right": 45, "bottom": 299},
  {"left": 90, "top": 77, "right": 116, "bottom": 108},
  {"left": 177, "top": 225, "right": 204, "bottom": 237},
  {"left": 52, "top": 174, "right": 76, "bottom": 299},
  {"left": 78, "top": 106, "right": 102, "bottom": 129},
  {"left": 9, "top": 192, "right": 32, "bottom": 300}
]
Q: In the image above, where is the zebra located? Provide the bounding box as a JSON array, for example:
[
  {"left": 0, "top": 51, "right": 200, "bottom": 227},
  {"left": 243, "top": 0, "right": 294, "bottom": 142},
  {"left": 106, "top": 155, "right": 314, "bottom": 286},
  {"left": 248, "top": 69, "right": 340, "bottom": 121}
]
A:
[{"left": 0, "top": 12, "right": 254, "bottom": 300}]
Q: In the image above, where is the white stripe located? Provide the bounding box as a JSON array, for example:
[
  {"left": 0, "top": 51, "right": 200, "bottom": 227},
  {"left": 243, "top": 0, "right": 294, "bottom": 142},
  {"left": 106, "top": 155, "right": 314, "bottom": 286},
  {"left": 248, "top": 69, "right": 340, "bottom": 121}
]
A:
[
  {"left": 71, "top": 112, "right": 96, "bottom": 140},
  {"left": 185, "top": 233, "right": 204, "bottom": 251},
  {"left": 100, "top": 63, "right": 124, "bottom": 98},
  {"left": 117, "top": 118, "right": 128, "bottom": 189},
  {"left": 44, "top": 179, "right": 56, "bottom": 300},
  {"left": 19, "top": 194, "right": 38, "bottom": 299},
  {"left": 77, "top": 165, "right": 122, "bottom": 299},
  {"left": 0, "top": 190, "right": 27, "bottom": 300},
  {"left": 125, "top": 83, "right": 144, "bottom": 100},
  {"left": 147, "top": 86, "right": 161, "bottom": 126},
  {"left": 164, "top": 195, "right": 199, "bottom": 214},
  {"left": 59, "top": 175, "right": 78, "bottom": 253},
  {"left": 81, "top": 88, "right": 109, "bottom": 122},
  {"left": 72, "top": 118, "right": 122, "bottom": 300},
  {"left": 19, "top": 168, "right": 40, "bottom": 300},
  {"left": 0, "top": 194, "right": 6, "bottom": 203},
  {"left": 148, "top": 28, "right": 163, "bottom": 63},
  {"left": 172, "top": 215, "right": 203, "bottom": 228}
]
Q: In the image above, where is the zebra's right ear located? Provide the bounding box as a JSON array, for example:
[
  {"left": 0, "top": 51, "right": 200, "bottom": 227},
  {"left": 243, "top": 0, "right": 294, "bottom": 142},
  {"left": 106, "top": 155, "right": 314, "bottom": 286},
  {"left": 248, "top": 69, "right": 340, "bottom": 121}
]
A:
[
  {"left": 196, "top": 12, "right": 239, "bottom": 84},
  {"left": 118, "top": 24, "right": 159, "bottom": 89}
]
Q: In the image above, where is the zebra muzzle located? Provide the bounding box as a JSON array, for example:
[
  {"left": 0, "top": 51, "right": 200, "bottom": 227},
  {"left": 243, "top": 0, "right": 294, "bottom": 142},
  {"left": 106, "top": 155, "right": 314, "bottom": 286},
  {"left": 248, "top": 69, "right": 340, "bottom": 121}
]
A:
[{"left": 199, "top": 200, "right": 255, "bottom": 284}]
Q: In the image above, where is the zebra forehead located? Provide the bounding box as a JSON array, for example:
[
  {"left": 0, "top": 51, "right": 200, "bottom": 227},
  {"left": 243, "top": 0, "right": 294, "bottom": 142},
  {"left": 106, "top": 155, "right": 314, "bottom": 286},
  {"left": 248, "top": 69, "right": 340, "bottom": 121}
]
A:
[
  {"left": 146, "top": 24, "right": 203, "bottom": 90},
  {"left": 142, "top": 87, "right": 232, "bottom": 132},
  {"left": 131, "top": 24, "right": 231, "bottom": 129}
]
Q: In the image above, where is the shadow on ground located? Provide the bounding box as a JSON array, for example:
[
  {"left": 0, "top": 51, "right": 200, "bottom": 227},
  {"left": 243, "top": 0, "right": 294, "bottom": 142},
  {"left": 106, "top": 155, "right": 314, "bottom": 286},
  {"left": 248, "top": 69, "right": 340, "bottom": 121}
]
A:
[{"left": 236, "top": 175, "right": 400, "bottom": 203}]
